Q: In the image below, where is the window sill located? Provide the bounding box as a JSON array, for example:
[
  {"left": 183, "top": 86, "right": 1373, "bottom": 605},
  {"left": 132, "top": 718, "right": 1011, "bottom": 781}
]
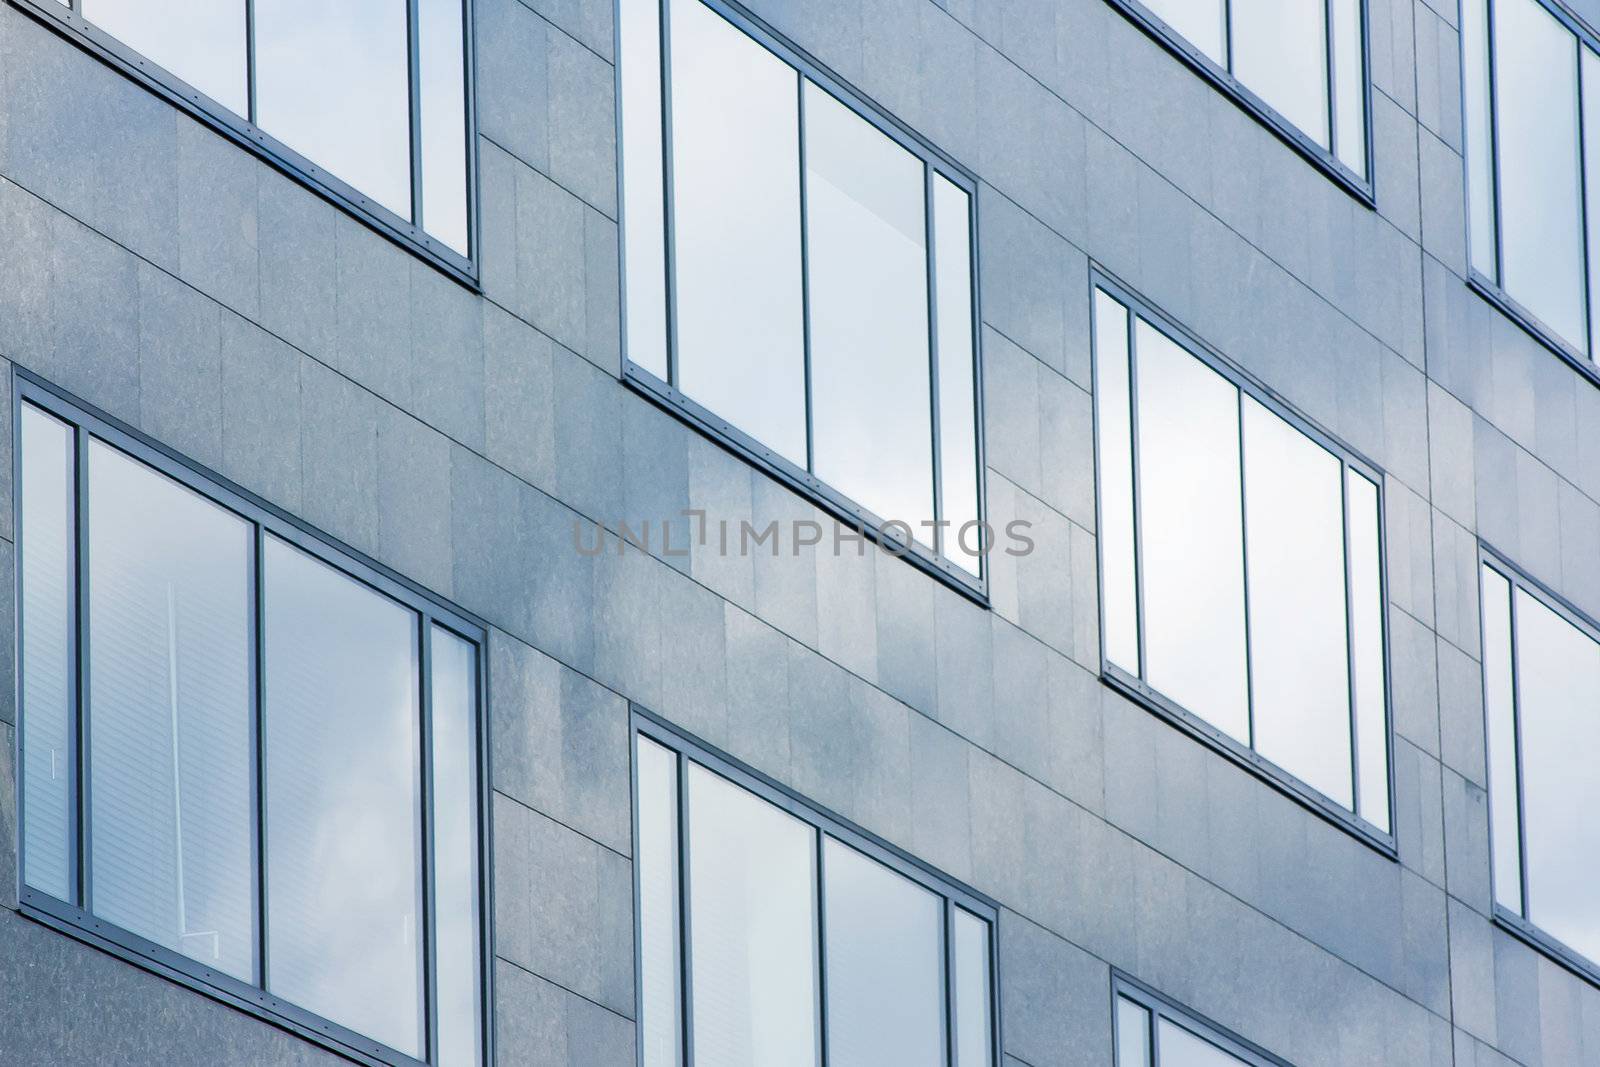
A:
[
  {"left": 1103, "top": 0, "right": 1376, "bottom": 209},
  {"left": 9, "top": 0, "right": 481, "bottom": 291},
  {"left": 1101, "top": 666, "right": 1399, "bottom": 859},
  {"left": 622, "top": 361, "right": 992, "bottom": 606},
  {"left": 1466, "top": 272, "right": 1600, "bottom": 392},
  {"left": 19, "top": 890, "right": 422, "bottom": 1067},
  {"left": 1492, "top": 905, "right": 1600, "bottom": 990}
]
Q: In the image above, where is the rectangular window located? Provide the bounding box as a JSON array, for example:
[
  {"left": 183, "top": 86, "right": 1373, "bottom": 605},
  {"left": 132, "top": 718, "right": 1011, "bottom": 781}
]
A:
[
  {"left": 1092, "top": 278, "right": 1392, "bottom": 845},
  {"left": 633, "top": 715, "right": 999, "bottom": 1067},
  {"left": 1479, "top": 554, "right": 1600, "bottom": 979},
  {"left": 617, "top": 0, "right": 986, "bottom": 592},
  {"left": 1114, "top": 976, "right": 1291, "bottom": 1067},
  {"left": 20, "top": 0, "right": 476, "bottom": 278},
  {"left": 1112, "top": 0, "right": 1371, "bottom": 192},
  {"left": 1462, "top": 0, "right": 1600, "bottom": 366},
  {"left": 16, "top": 379, "right": 488, "bottom": 1067}
]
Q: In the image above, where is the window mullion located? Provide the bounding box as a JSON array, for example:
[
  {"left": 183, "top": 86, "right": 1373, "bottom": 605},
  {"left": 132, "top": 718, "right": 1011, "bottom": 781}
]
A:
[
  {"left": 1487, "top": 0, "right": 1506, "bottom": 285},
  {"left": 1234, "top": 389, "right": 1256, "bottom": 750},
  {"left": 814, "top": 828, "right": 829, "bottom": 1067},
  {"left": 73, "top": 424, "right": 91, "bottom": 913},
  {"left": 250, "top": 523, "right": 268, "bottom": 990},
  {"left": 407, "top": 0, "right": 425, "bottom": 229},
  {"left": 245, "top": 0, "right": 258, "bottom": 125},
  {"left": 676, "top": 752, "right": 696, "bottom": 1067},
  {"left": 658, "top": 0, "right": 682, "bottom": 389},
  {"left": 419, "top": 616, "right": 439, "bottom": 1064},
  {"left": 1127, "top": 310, "right": 1149, "bottom": 681},
  {"left": 924, "top": 164, "right": 946, "bottom": 555},
  {"left": 1323, "top": 0, "right": 1338, "bottom": 157},
  {"left": 1339, "top": 462, "right": 1361, "bottom": 814},
  {"left": 797, "top": 73, "right": 818, "bottom": 475},
  {"left": 1507, "top": 584, "right": 1532, "bottom": 919}
]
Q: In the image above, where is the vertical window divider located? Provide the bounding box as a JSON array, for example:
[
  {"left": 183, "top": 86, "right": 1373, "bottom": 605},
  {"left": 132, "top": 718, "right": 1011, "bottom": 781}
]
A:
[
  {"left": 797, "top": 75, "right": 818, "bottom": 475},
  {"left": 72, "top": 424, "right": 91, "bottom": 912},
  {"left": 1324, "top": 0, "right": 1339, "bottom": 159},
  {"left": 419, "top": 616, "right": 439, "bottom": 1064},
  {"left": 1577, "top": 39, "right": 1596, "bottom": 356},
  {"left": 675, "top": 751, "right": 696, "bottom": 1067},
  {"left": 249, "top": 523, "right": 267, "bottom": 990},
  {"left": 1234, "top": 391, "right": 1256, "bottom": 749},
  {"left": 1506, "top": 584, "right": 1532, "bottom": 917},
  {"left": 244, "top": 0, "right": 258, "bottom": 125},
  {"left": 1339, "top": 462, "right": 1362, "bottom": 812},
  {"left": 942, "top": 901, "right": 956, "bottom": 1067},
  {"left": 1486, "top": 0, "right": 1506, "bottom": 285},
  {"left": 407, "top": 0, "right": 426, "bottom": 230},
  {"left": 1125, "top": 310, "right": 1149, "bottom": 680},
  {"left": 1221, "top": 0, "right": 1234, "bottom": 74},
  {"left": 658, "top": 0, "right": 682, "bottom": 390},
  {"left": 814, "top": 829, "right": 830, "bottom": 1067},
  {"left": 925, "top": 164, "right": 946, "bottom": 556}
]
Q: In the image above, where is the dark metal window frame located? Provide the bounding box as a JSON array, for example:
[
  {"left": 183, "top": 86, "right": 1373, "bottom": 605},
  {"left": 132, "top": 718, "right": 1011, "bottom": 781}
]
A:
[
  {"left": 1111, "top": 972, "right": 1292, "bottom": 1067},
  {"left": 1477, "top": 544, "right": 1600, "bottom": 990},
  {"left": 11, "top": 370, "right": 496, "bottom": 1067},
  {"left": 9, "top": 0, "right": 483, "bottom": 289},
  {"left": 1460, "top": 0, "right": 1600, "bottom": 386},
  {"left": 629, "top": 706, "right": 1003, "bottom": 1067},
  {"left": 1104, "top": 0, "right": 1376, "bottom": 205},
  {"left": 1089, "top": 267, "right": 1398, "bottom": 858},
  {"left": 615, "top": 0, "right": 991, "bottom": 605}
]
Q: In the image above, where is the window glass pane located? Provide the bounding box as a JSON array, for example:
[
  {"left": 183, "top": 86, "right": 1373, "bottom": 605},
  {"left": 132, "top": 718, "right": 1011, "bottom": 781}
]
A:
[
  {"left": 1115, "top": 997, "right": 1151, "bottom": 1067},
  {"left": 80, "top": 0, "right": 247, "bottom": 115},
  {"left": 86, "top": 442, "right": 253, "bottom": 983},
  {"left": 264, "top": 537, "right": 423, "bottom": 1057},
  {"left": 1230, "top": 0, "right": 1330, "bottom": 148},
  {"left": 1347, "top": 470, "right": 1389, "bottom": 832},
  {"left": 823, "top": 838, "right": 944, "bottom": 1067},
  {"left": 1585, "top": 48, "right": 1600, "bottom": 360},
  {"left": 420, "top": 0, "right": 470, "bottom": 256},
  {"left": 1242, "top": 398, "right": 1352, "bottom": 810},
  {"left": 1134, "top": 321, "right": 1250, "bottom": 743},
  {"left": 620, "top": 0, "right": 670, "bottom": 379},
  {"left": 1142, "top": 0, "right": 1226, "bottom": 64},
  {"left": 687, "top": 763, "right": 818, "bottom": 1067},
  {"left": 256, "top": 0, "right": 413, "bottom": 221},
  {"left": 1158, "top": 1018, "right": 1248, "bottom": 1067},
  {"left": 952, "top": 909, "right": 993, "bottom": 1067},
  {"left": 933, "top": 174, "right": 980, "bottom": 573},
  {"left": 431, "top": 626, "right": 482, "bottom": 1067},
  {"left": 805, "top": 82, "right": 934, "bottom": 537},
  {"left": 669, "top": 0, "right": 807, "bottom": 468},
  {"left": 1512, "top": 589, "right": 1600, "bottom": 963},
  {"left": 1330, "top": 0, "right": 1366, "bottom": 175},
  {"left": 20, "top": 405, "right": 76, "bottom": 902},
  {"left": 1480, "top": 565, "right": 1523, "bottom": 915},
  {"left": 1462, "top": 0, "right": 1498, "bottom": 280},
  {"left": 1094, "top": 291, "right": 1138, "bottom": 674},
  {"left": 638, "top": 737, "right": 683, "bottom": 1067},
  {"left": 1494, "top": 0, "right": 1586, "bottom": 350}
]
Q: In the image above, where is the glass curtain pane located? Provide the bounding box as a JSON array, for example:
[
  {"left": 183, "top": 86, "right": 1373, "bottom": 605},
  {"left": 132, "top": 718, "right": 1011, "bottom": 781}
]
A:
[
  {"left": 255, "top": 0, "right": 413, "bottom": 221},
  {"left": 1158, "top": 1018, "right": 1249, "bottom": 1067},
  {"left": 822, "top": 838, "right": 944, "bottom": 1067},
  {"left": 420, "top": 0, "right": 470, "bottom": 256},
  {"left": 1115, "top": 997, "right": 1152, "bottom": 1067},
  {"left": 264, "top": 537, "right": 424, "bottom": 1057},
  {"left": 20, "top": 405, "right": 76, "bottom": 902},
  {"left": 687, "top": 763, "right": 818, "bottom": 1067},
  {"left": 638, "top": 738, "right": 683, "bottom": 1067},
  {"left": 933, "top": 175, "right": 981, "bottom": 574},
  {"left": 805, "top": 83, "right": 934, "bottom": 537},
  {"left": 1346, "top": 471, "right": 1390, "bottom": 832},
  {"left": 952, "top": 909, "right": 993, "bottom": 1067},
  {"left": 1134, "top": 321, "right": 1250, "bottom": 743},
  {"left": 1230, "top": 0, "right": 1331, "bottom": 148},
  {"left": 1094, "top": 291, "right": 1138, "bottom": 674},
  {"left": 1330, "top": 0, "right": 1367, "bottom": 175},
  {"left": 86, "top": 442, "right": 254, "bottom": 983},
  {"left": 1142, "top": 0, "right": 1226, "bottom": 64},
  {"left": 431, "top": 626, "right": 482, "bottom": 1067},
  {"left": 1494, "top": 0, "right": 1586, "bottom": 349},
  {"left": 1480, "top": 565, "right": 1523, "bottom": 915},
  {"left": 669, "top": 0, "right": 808, "bottom": 468},
  {"left": 620, "top": 0, "right": 670, "bottom": 378},
  {"left": 1241, "top": 398, "right": 1353, "bottom": 810},
  {"left": 80, "top": 0, "right": 247, "bottom": 115},
  {"left": 1585, "top": 48, "right": 1600, "bottom": 360},
  {"left": 1512, "top": 590, "right": 1600, "bottom": 963},
  {"left": 1462, "top": 0, "right": 1498, "bottom": 279}
]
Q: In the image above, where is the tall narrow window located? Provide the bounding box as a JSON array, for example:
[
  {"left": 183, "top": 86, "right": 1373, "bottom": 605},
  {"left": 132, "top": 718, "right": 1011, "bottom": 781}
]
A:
[
  {"left": 1480, "top": 557, "right": 1600, "bottom": 974},
  {"left": 1462, "top": 0, "right": 1600, "bottom": 362},
  {"left": 16, "top": 384, "right": 488, "bottom": 1067},
  {"left": 24, "top": 0, "right": 476, "bottom": 270},
  {"left": 1120, "top": 0, "right": 1370, "bottom": 185},
  {"left": 635, "top": 721, "right": 998, "bottom": 1067},
  {"left": 618, "top": 0, "right": 985, "bottom": 586},
  {"left": 1115, "top": 979, "right": 1291, "bottom": 1067},
  {"left": 1092, "top": 281, "right": 1392, "bottom": 841}
]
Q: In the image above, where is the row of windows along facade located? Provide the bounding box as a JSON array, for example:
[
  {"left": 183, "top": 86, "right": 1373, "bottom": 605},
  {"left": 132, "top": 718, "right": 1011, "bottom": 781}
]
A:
[{"left": 3, "top": 0, "right": 1597, "bottom": 1064}]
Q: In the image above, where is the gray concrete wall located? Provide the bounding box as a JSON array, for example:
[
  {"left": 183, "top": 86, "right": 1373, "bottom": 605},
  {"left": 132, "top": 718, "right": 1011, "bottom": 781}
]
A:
[{"left": 0, "top": 0, "right": 1592, "bottom": 1063}]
